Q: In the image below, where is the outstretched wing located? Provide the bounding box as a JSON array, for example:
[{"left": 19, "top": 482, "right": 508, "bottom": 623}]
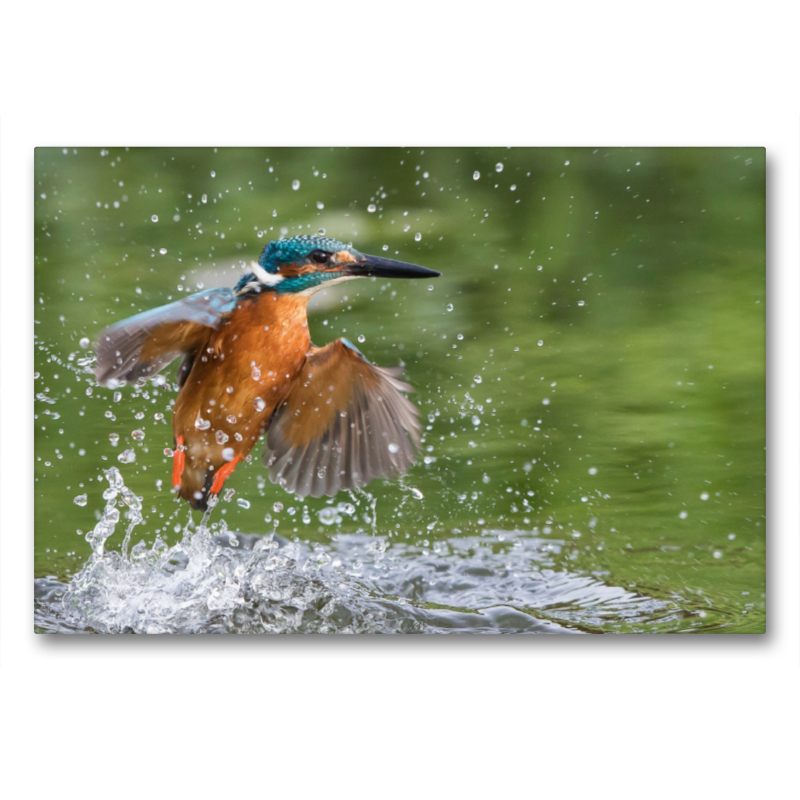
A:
[
  {"left": 263, "top": 339, "right": 421, "bottom": 498},
  {"left": 95, "top": 288, "right": 238, "bottom": 386}
]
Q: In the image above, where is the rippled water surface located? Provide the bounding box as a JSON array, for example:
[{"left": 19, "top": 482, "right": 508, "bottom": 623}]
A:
[
  {"left": 34, "top": 147, "right": 766, "bottom": 633},
  {"left": 36, "top": 468, "right": 727, "bottom": 634}
]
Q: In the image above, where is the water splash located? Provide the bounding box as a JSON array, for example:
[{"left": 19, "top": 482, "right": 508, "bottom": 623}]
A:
[{"left": 32, "top": 469, "right": 712, "bottom": 635}]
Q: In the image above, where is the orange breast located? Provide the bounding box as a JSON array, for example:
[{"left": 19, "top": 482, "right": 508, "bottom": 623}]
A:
[{"left": 173, "top": 292, "right": 311, "bottom": 467}]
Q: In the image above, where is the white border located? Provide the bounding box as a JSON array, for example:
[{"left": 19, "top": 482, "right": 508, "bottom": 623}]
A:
[{"left": 1, "top": 3, "right": 798, "bottom": 796}]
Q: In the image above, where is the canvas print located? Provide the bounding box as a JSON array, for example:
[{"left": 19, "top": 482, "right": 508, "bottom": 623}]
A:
[{"left": 34, "top": 147, "right": 766, "bottom": 633}]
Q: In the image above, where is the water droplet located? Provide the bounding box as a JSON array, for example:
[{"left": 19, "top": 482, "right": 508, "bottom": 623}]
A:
[
  {"left": 195, "top": 417, "right": 210, "bottom": 430},
  {"left": 542, "top": 398, "right": 550, "bottom": 405},
  {"left": 457, "top": 333, "right": 464, "bottom": 341},
  {"left": 357, "top": 334, "right": 365, "bottom": 344},
  {"left": 316, "top": 201, "right": 324, "bottom": 209},
  {"left": 292, "top": 180, "right": 300, "bottom": 190},
  {"left": 700, "top": 492, "right": 709, "bottom": 500},
  {"left": 473, "top": 171, "right": 480, "bottom": 180},
  {"left": 201, "top": 194, "right": 208, "bottom": 203},
  {"left": 226, "top": 414, "right": 237, "bottom": 424},
  {"left": 254, "top": 397, "right": 266, "bottom": 412},
  {"left": 410, "top": 487, "right": 424, "bottom": 500},
  {"left": 427, "top": 284, "right": 434, "bottom": 292},
  {"left": 318, "top": 507, "right": 339, "bottom": 525},
  {"left": 473, "top": 375, "right": 482, "bottom": 384},
  {"left": 414, "top": 232, "right": 422, "bottom": 242},
  {"left": 210, "top": 170, "right": 216, "bottom": 178},
  {"left": 216, "top": 430, "right": 229, "bottom": 444},
  {"left": 118, "top": 448, "right": 136, "bottom": 463},
  {"left": 446, "top": 303, "right": 454, "bottom": 312},
  {"left": 151, "top": 214, "right": 159, "bottom": 222},
  {"left": 577, "top": 300, "right": 585, "bottom": 306},
  {"left": 679, "top": 510, "right": 688, "bottom": 519},
  {"left": 495, "top": 163, "right": 503, "bottom": 173},
  {"left": 588, "top": 467, "right": 598, "bottom": 476},
  {"left": 273, "top": 501, "right": 284, "bottom": 513},
  {"left": 131, "top": 430, "right": 145, "bottom": 441},
  {"left": 367, "top": 203, "right": 377, "bottom": 213},
  {"left": 159, "top": 247, "right": 167, "bottom": 255},
  {"left": 236, "top": 497, "right": 250, "bottom": 509},
  {"left": 79, "top": 337, "right": 90, "bottom": 349},
  {"left": 537, "top": 340, "right": 544, "bottom": 347},
  {"left": 154, "top": 412, "right": 164, "bottom": 421},
  {"left": 482, "top": 473, "right": 490, "bottom": 483},
  {"left": 251, "top": 364, "right": 261, "bottom": 380},
  {"left": 113, "top": 391, "right": 122, "bottom": 402},
  {"left": 73, "top": 494, "right": 88, "bottom": 507},
  {"left": 388, "top": 443, "right": 400, "bottom": 454},
  {"left": 471, "top": 415, "right": 481, "bottom": 426},
  {"left": 108, "top": 433, "right": 119, "bottom": 446},
  {"left": 713, "top": 550, "right": 722, "bottom": 559}
]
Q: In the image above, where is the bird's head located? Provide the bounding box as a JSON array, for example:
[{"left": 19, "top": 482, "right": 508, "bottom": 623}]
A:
[{"left": 249, "top": 234, "right": 440, "bottom": 295}]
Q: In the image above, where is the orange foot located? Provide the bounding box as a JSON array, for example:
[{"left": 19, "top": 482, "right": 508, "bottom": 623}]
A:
[
  {"left": 210, "top": 455, "right": 243, "bottom": 495},
  {"left": 172, "top": 435, "right": 186, "bottom": 489}
]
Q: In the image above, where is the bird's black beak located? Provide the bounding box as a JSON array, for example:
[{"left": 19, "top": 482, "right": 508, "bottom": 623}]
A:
[{"left": 348, "top": 254, "right": 441, "bottom": 279}]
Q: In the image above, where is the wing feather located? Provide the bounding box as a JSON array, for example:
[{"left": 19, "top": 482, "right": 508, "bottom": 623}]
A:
[
  {"left": 309, "top": 425, "right": 333, "bottom": 498},
  {"left": 327, "top": 411, "right": 347, "bottom": 496},
  {"left": 263, "top": 340, "right": 421, "bottom": 498},
  {"left": 95, "top": 288, "right": 238, "bottom": 386}
]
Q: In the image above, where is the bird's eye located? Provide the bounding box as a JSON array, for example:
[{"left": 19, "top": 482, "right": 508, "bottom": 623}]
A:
[{"left": 309, "top": 250, "right": 330, "bottom": 265}]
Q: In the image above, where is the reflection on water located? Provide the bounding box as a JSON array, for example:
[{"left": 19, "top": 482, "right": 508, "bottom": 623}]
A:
[{"left": 35, "top": 469, "right": 734, "bottom": 634}]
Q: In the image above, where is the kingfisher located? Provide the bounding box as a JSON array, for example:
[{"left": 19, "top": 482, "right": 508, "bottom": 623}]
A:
[{"left": 95, "top": 234, "right": 441, "bottom": 510}]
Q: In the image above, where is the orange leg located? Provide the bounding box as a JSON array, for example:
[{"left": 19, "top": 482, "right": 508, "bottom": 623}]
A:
[
  {"left": 210, "top": 456, "right": 242, "bottom": 495},
  {"left": 172, "top": 435, "right": 186, "bottom": 489}
]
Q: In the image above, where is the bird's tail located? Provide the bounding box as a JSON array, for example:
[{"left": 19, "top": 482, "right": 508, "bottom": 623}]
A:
[
  {"left": 173, "top": 436, "right": 212, "bottom": 511},
  {"left": 173, "top": 435, "right": 242, "bottom": 511}
]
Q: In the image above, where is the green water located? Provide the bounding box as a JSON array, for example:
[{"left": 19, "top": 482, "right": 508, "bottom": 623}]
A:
[{"left": 34, "top": 147, "right": 765, "bottom": 633}]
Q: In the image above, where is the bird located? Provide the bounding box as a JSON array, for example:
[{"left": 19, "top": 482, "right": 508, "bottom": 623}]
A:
[{"left": 95, "top": 234, "right": 441, "bottom": 510}]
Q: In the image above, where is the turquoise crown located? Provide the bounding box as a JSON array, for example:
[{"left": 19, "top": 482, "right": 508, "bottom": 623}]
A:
[{"left": 257, "top": 234, "right": 355, "bottom": 273}]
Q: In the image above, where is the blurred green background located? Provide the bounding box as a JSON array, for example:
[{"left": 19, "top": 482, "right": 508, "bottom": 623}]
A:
[{"left": 34, "top": 147, "right": 765, "bottom": 632}]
